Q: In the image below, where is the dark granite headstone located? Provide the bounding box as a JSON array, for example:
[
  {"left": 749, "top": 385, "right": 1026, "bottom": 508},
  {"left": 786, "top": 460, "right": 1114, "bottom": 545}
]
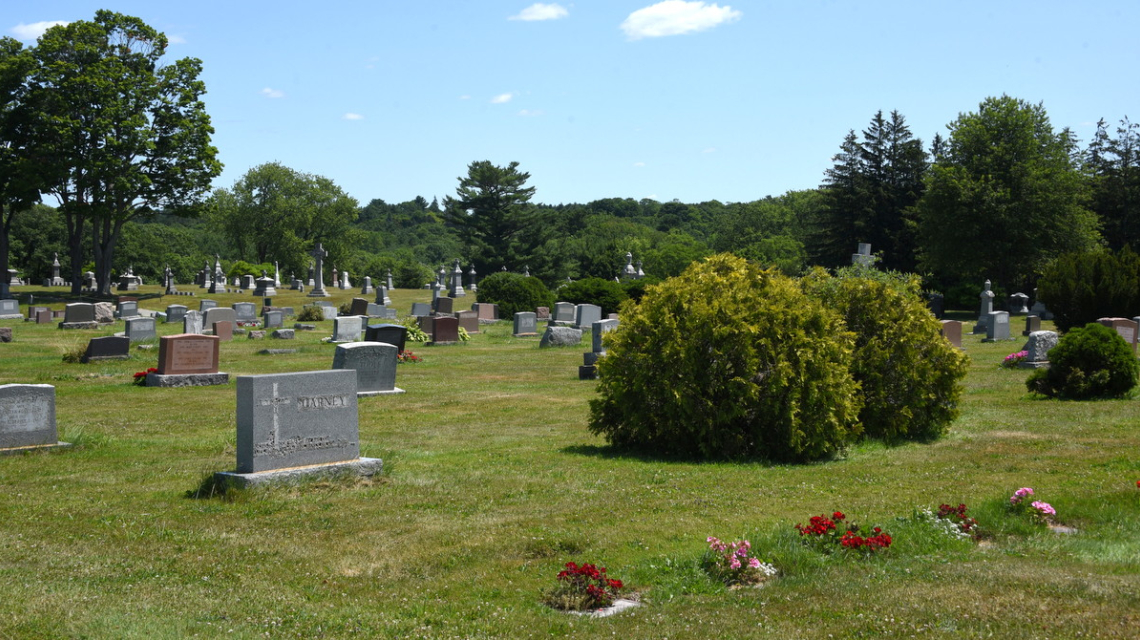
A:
[
  {"left": 432, "top": 316, "right": 459, "bottom": 344},
  {"left": 365, "top": 324, "right": 408, "bottom": 354},
  {"left": 81, "top": 336, "right": 130, "bottom": 363}
]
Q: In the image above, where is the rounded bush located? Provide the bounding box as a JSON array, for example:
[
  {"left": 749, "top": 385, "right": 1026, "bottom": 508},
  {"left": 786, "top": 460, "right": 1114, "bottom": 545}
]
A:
[
  {"left": 802, "top": 268, "right": 969, "bottom": 442},
  {"left": 557, "top": 277, "right": 628, "bottom": 316},
  {"left": 588, "top": 254, "right": 862, "bottom": 462},
  {"left": 1037, "top": 248, "right": 1140, "bottom": 332},
  {"left": 476, "top": 272, "right": 555, "bottom": 318},
  {"left": 1026, "top": 323, "right": 1139, "bottom": 399}
]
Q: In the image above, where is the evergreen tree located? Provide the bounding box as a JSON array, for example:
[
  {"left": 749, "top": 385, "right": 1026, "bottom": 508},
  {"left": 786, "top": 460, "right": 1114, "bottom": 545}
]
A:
[
  {"left": 1086, "top": 117, "right": 1140, "bottom": 251},
  {"left": 443, "top": 160, "right": 547, "bottom": 275}
]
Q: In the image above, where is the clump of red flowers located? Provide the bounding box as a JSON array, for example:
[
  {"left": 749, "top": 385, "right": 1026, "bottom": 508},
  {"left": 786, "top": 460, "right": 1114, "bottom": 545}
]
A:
[
  {"left": 396, "top": 350, "right": 422, "bottom": 364},
  {"left": 132, "top": 368, "right": 157, "bottom": 386},
  {"left": 542, "top": 561, "right": 625, "bottom": 611},
  {"left": 796, "top": 510, "right": 891, "bottom": 554},
  {"left": 937, "top": 503, "right": 979, "bottom": 536}
]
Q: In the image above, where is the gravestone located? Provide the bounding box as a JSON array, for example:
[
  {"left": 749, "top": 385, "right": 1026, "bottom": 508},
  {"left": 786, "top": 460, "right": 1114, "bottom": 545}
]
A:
[
  {"left": 410, "top": 302, "right": 431, "bottom": 317},
  {"left": 240, "top": 274, "right": 255, "bottom": 290},
  {"left": 973, "top": 280, "right": 995, "bottom": 335},
  {"left": 923, "top": 293, "right": 945, "bottom": 320},
  {"left": 165, "top": 305, "right": 188, "bottom": 324},
  {"left": 308, "top": 243, "right": 330, "bottom": 297},
  {"left": 365, "top": 303, "right": 387, "bottom": 317},
  {"left": 332, "top": 316, "right": 363, "bottom": 343},
  {"left": 1021, "top": 331, "right": 1059, "bottom": 368},
  {"left": 552, "top": 302, "right": 576, "bottom": 325},
  {"left": 449, "top": 259, "right": 466, "bottom": 298},
  {"left": 199, "top": 299, "right": 217, "bottom": 313},
  {"left": 365, "top": 324, "right": 408, "bottom": 353},
  {"left": 940, "top": 320, "right": 963, "bottom": 349},
  {"left": 574, "top": 304, "right": 602, "bottom": 330},
  {"left": 60, "top": 302, "right": 97, "bottom": 330},
  {"left": 263, "top": 310, "right": 284, "bottom": 329},
  {"left": 580, "top": 319, "right": 620, "bottom": 380},
  {"left": 183, "top": 310, "right": 204, "bottom": 335},
  {"left": 360, "top": 276, "right": 374, "bottom": 295},
  {"left": 272, "top": 329, "right": 295, "bottom": 340},
  {"left": 432, "top": 316, "right": 459, "bottom": 344},
  {"left": 983, "top": 311, "right": 1011, "bottom": 342},
  {"left": 146, "top": 334, "right": 228, "bottom": 387},
  {"left": 253, "top": 273, "right": 276, "bottom": 297},
  {"left": 35, "top": 309, "right": 53, "bottom": 324},
  {"left": 1098, "top": 317, "right": 1138, "bottom": 354},
  {"left": 535, "top": 306, "right": 550, "bottom": 321},
  {"left": 433, "top": 296, "right": 454, "bottom": 315},
  {"left": 472, "top": 303, "right": 498, "bottom": 321},
  {"left": 1008, "top": 293, "right": 1030, "bottom": 315},
  {"left": 27, "top": 305, "right": 47, "bottom": 320},
  {"left": 125, "top": 317, "right": 157, "bottom": 342},
  {"left": 851, "top": 242, "right": 874, "bottom": 267},
  {"left": 116, "top": 300, "right": 139, "bottom": 319},
  {"left": 204, "top": 307, "right": 236, "bottom": 329},
  {"left": 417, "top": 316, "right": 434, "bottom": 336},
  {"left": 540, "top": 325, "right": 582, "bottom": 347},
  {"left": 457, "top": 310, "right": 479, "bottom": 334},
  {"left": 0, "top": 327, "right": 10, "bottom": 342},
  {"left": 1023, "top": 315, "right": 1041, "bottom": 336},
  {"left": 81, "top": 336, "right": 130, "bottom": 363},
  {"left": 0, "top": 299, "right": 20, "bottom": 320},
  {"left": 94, "top": 302, "right": 115, "bottom": 324},
  {"left": 233, "top": 302, "right": 257, "bottom": 324},
  {"left": 349, "top": 298, "right": 370, "bottom": 316},
  {"left": 213, "top": 370, "right": 381, "bottom": 487},
  {"left": 376, "top": 285, "right": 391, "bottom": 305},
  {"left": 0, "top": 384, "right": 68, "bottom": 452},
  {"left": 213, "top": 320, "right": 234, "bottom": 342},
  {"left": 513, "top": 312, "right": 537, "bottom": 337},
  {"left": 332, "top": 342, "right": 404, "bottom": 396}
]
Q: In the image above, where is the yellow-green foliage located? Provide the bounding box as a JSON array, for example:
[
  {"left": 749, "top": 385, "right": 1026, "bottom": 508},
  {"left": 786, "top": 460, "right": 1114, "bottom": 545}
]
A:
[
  {"left": 588, "top": 254, "right": 862, "bottom": 461},
  {"left": 802, "top": 269, "right": 969, "bottom": 442}
]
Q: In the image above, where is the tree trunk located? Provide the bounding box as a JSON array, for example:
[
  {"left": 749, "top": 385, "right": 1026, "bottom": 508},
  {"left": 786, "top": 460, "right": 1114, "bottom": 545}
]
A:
[
  {"left": 92, "top": 215, "right": 122, "bottom": 298},
  {"left": 64, "top": 208, "right": 87, "bottom": 296}
]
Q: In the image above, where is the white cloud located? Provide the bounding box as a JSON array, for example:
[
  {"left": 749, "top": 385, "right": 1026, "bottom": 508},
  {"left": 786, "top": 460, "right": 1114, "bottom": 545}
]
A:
[
  {"left": 459, "top": 94, "right": 471, "bottom": 100},
  {"left": 342, "top": 113, "right": 364, "bottom": 121},
  {"left": 491, "top": 93, "right": 514, "bottom": 104},
  {"left": 167, "top": 34, "right": 187, "bottom": 45},
  {"left": 633, "top": 162, "right": 646, "bottom": 167},
  {"left": 10, "top": 20, "right": 68, "bottom": 41},
  {"left": 621, "top": 1, "right": 741, "bottom": 40},
  {"left": 260, "top": 87, "right": 285, "bottom": 99},
  {"left": 702, "top": 147, "right": 716, "bottom": 153},
  {"left": 509, "top": 3, "right": 569, "bottom": 21},
  {"left": 518, "top": 109, "right": 544, "bottom": 117}
]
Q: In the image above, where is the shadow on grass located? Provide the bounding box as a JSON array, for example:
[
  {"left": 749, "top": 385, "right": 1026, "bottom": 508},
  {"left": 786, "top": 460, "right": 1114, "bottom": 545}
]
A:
[{"left": 560, "top": 443, "right": 791, "bottom": 467}]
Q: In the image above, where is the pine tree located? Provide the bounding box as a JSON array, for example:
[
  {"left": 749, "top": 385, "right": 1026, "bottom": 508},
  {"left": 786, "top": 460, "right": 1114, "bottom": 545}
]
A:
[{"left": 1086, "top": 117, "right": 1140, "bottom": 251}]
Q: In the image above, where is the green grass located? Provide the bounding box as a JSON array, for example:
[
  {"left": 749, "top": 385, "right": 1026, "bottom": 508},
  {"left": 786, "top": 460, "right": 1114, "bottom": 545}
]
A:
[{"left": 2, "top": 286, "right": 1139, "bottom": 638}]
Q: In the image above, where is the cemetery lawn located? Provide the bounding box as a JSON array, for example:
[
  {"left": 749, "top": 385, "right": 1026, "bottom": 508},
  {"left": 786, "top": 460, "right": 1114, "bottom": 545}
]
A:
[{"left": 2, "top": 290, "right": 1139, "bottom": 639}]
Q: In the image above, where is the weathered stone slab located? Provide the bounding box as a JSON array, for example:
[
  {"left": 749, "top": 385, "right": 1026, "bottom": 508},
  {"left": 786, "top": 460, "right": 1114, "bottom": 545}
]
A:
[
  {"left": 1021, "top": 330, "right": 1059, "bottom": 367},
  {"left": 574, "top": 304, "right": 602, "bottom": 330},
  {"left": 940, "top": 320, "right": 963, "bottom": 349},
  {"left": 81, "top": 336, "right": 130, "bottom": 363},
  {"left": 63, "top": 303, "right": 95, "bottom": 324},
  {"left": 125, "top": 317, "right": 156, "bottom": 342},
  {"left": 213, "top": 320, "right": 233, "bottom": 342},
  {"left": 258, "top": 348, "right": 298, "bottom": 355},
  {"left": 233, "top": 302, "right": 257, "bottom": 323},
  {"left": 591, "top": 319, "right": 619, "bottom": 353},
  {"left": 0, "top": 327, "right": 11, "bottom": 342},
  {"left": 263, "top": 310, "right": 283, "bottom": 329},
  {"left": 199, "top": 299, "right": 217, "bottom": 313},
  {"left": 1098, "top": 317, "right": 1138, "bottom": 353},
  {"left": 983, "top": 311, "right": 1010, "bottom": 342},
  {"left": 204, "top": 307, "right": 236, "bottom": 328},
  {"left": 165, "top": 305, "right": 188, "bottom": 324},
  {"left": 410, "top": 302, "right": 431, "bottom": 317},
  {"left": 183, "top": 310, "right": 204, "bottom": 335},
  {"left": 553, "top": 302, "right": 576, "bottom": 324},
  {"left": 513, "top": 312, "right": 537, "bottom": 336},
  {"left": 332, "top": 342, "right": 403, "bottom": 396},
  {"left": 457, "top": 310, "right": 479, "bottom": 334},
  {"left": 95, "top": 302, "right": 115, "bottom": 324},
  {"left": 364, "top": 324, "right": 407, "bottom": 354},
  {"left": 541, "top": 326, "right": 582, "bottom": 347},
  {"left": 145, "top": 372, "right": 229, "bottom": 388},
  {"left": 332, "top": 316, "right": 363, "bottom": 343},
  {"left": 433, "top": 296, "right": 454, "bottom": 315},
  {"left": 117, "top": 301, "right": 139, "bottom": 319},
  {"left": 233, "top": 370, "right": 362, "bottom": 473},
  {"left": 36, "top": 309, "right": 53, "bottom": 324},
  {"left": 0, "top": 299, "right": 20, "bottom": 319},
  {"left": 1023, "top": 315, "right": 1041, "bottom": 337},
  {"left": 349, "top": 298, "right": 370, "bottom": 316},
  {"left": 472, "top": 303, "right": 498, "bottom": 321},
  {"left": 535, "top": 306, "right": 550, "bottom": 321},
  {"left": 0, "top": 384, "right": 67, "bottom": 451},
  {"left": 248, "top": 330, "right": 266, "bottom": 339},
  {"left": 271, "top": 329, "right": 295, "bottom": 340}
]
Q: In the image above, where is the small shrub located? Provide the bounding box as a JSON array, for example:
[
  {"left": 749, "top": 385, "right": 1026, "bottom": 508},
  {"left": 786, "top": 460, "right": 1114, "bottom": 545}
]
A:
[
  {"left": 476, "top": 272, "right": 554, "bottom": 318},
  {"left": 338, "top": 301, "right": 353, "bottom": 316},
  {"left": 558, "top": 277, "right": 628, "bottom": 316},
  {"left": 1037, "top": 248, "right": 1140, "bottom": 332},
  {"left": 61, "top": 343, "right": 87, "bottom": 363},
  {"left": 296, "top": 305, "right": 325, "bottom": 322},
  {"left": 589, "top": 254, "right": 862, "bottom": 462},
  {"left": 802, "top": 267, "right": 969, "bottom": 442},
  {"left": 399, "top": 317, "right": 429, "bottom": 343},
  {"left": 1026, "top": 322, "right": 1139, "bottom": 399}
]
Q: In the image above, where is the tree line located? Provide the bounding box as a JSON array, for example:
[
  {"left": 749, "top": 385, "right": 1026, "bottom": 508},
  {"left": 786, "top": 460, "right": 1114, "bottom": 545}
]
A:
[{"left": 3, "top": 13, "right": 1137, "bottom": 305}]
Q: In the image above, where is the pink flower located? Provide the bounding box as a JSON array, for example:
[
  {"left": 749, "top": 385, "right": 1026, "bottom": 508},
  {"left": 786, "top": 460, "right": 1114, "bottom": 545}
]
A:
[
  {"left": 729, "top": 557, "right": 741, "bottom": 570},
  {"left": 1010, "top": 487, "right": 1035, "bottom": 504},
  {"left": 1031, "top": 501, "right": 1055, "bottom": 517},
  {"left": 748, "top": 558, "right": 761, "bottom": 569}
]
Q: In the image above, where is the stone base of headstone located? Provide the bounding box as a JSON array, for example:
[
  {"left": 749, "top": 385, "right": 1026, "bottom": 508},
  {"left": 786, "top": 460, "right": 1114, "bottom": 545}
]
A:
[
  {"left": 212, "top": 457, "right": 383, "bottom": 489},
  {"left": 1017, "top": 361, "right": 1051, "bottom": 369},
  {"left": 145, "top": 372, "right": 230, "bottom": 388},
  {"left": 583, "top": 351, "right": 601, "bottom": 366},
  {"left": 0, "top": 313, "right": 22, "bottom": 320},
  {"left": 540, "top": 326, "right": 582, "bottom": 347},
  {"left": 358, "top": 387, "right": 405, "bottom": 397},
  {"left": 578, "top": 365, "right": 598, "bottom": 380},
  {"left": 293, "top": 324, "right": 315, "bottom": 331},
  {"left": 82, "top": 354, "right": 130, "bottom": 363},
  {"left": 513, "top": 331, "right": 538, "bottom": 337},
  {"left": 58, "top": 321, "right": 99, "bottom": 330},
  {"left": 271, "top": 329, "right": 295, "bottom": 339},
  {"left": 258, "top": 349, "right": 298, "bottom": 355},
  {"left": 248, "top": 331, "right": 266, "bottom": 339},
  {"left": 0, "top": 441, "right": 72, "bottom": 456}
]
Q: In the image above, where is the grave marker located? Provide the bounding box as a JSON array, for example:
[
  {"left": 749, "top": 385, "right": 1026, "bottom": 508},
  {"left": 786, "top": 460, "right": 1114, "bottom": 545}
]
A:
[
  {"left": 432, "top": 316, "right": 459, "bottom": 344},
  {"left": 0, "top": 384, "right": 68, "bottom": 452},
  {"left": 513, "top": 312, "right": 537, "bottom": 337},
  {"left": 81, "top": 336, "right": 130, "bottom": 363},
  {"left": 332, "top": 316, "right": 363, "bottom": 343},
  {"left": 364, "top": 324, "right": 408, "bottom": 354},
  {"left": 332, "top": 342, "right": 404, "bottom": 396},
  {"left": 125, "top": 317, "right": 157, "bottom": 342},
  {"left": 983, "top": 311, "right": 1010, "bottom": 342}
]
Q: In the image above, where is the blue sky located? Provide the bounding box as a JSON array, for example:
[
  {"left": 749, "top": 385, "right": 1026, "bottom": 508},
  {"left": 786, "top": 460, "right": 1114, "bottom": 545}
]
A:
[{"left": 6, "top": 2, "right": 1139, "bottom": 207}]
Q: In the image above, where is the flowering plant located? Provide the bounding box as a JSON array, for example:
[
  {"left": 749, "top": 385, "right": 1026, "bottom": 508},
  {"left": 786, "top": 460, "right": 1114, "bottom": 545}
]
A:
[
  {"left": 702, "top": 537, "right": 777, "bottom": 586},
  {"left": 1008, "top": 487, "right": 1055, "bottom": 524},
  {"left": 132, "top": 368, "right": 157, "bottom": 386},
  {"left": 937, "top": 503, "right": 979, "bottom": 537},
  {"left": 1001, "top": 350, "right": 1028, "bottom": 368},
  {"left": 396, "top": 350, "right": 422, "bottom": 364},
  {"left": 541, "top": 562, "right": 625, "bottom": 611},
  {"left": 795, "top": 511, "right": 891, "bottom": 554}
]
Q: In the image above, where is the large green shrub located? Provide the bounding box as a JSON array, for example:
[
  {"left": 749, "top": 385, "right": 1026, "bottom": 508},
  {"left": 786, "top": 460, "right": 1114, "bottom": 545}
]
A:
[
  {"left": 557, "top": 277, "right": 628, "bottom": 315},
  {"left": 1026, "top": 323, "right": 1139, "bottom": 399},
  {"left": 619, "top": 276, "right": 662, "bottom": 303},
  {"left": 802, "top": 268, "right": 969, "bottom": 443},
  {"left": 588, "top": 254, "right": 862, "bottom": 462},
  {"left": 1037, "top": 248, "right": 1140, "bottom": 332},
  {"left": 476, "top": 272, "right": 555, "bottom": 318}
]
